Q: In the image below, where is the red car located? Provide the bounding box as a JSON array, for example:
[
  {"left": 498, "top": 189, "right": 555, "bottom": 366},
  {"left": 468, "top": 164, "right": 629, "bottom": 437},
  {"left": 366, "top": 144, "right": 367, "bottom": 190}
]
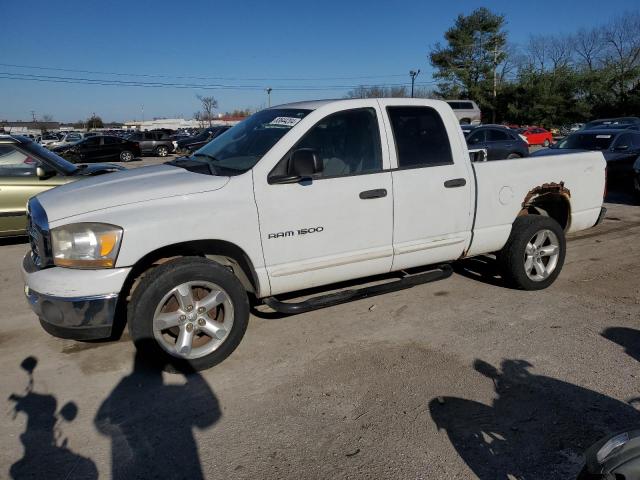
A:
[{"left": 518, "top": 127, "right": 554, "bottom": 147}]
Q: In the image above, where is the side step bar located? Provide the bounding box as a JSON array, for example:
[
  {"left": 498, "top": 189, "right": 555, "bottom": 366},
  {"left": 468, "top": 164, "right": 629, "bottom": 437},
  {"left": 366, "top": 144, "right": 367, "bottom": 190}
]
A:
[{"left": 263, "top": 264, "right": 453, "bottom": 315}]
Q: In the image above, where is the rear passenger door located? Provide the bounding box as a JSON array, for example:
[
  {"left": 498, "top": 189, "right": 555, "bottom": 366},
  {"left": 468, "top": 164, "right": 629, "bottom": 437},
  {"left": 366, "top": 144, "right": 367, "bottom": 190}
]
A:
[
  {"left": 379, "top": 100, "right": 475, "bottom": 271},
  {"left": 486, "top": 128, "right": 513, "bottom": 160}
]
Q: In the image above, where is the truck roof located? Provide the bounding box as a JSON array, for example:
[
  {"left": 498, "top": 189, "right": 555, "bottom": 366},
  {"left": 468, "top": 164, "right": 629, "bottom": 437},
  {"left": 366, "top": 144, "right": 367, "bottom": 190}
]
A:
[{"left": 268, "top": 99, "right": 340, "bottom": 110}]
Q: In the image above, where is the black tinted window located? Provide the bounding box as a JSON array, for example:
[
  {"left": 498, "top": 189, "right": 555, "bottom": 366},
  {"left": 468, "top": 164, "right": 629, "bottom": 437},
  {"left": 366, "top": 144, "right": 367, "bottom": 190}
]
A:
[
  {"left": 387, "top": 106, "right": 453, "bottom": 168},
  {"left": 103, "top": 137, "right": 119, "bottom": 145},
  {"left": 296, "top": 108, "right": 382, "bottom": 177},
  {"left": 488, "top": 129, "right": 511, "bottom": 141},
  {"left": 467, "top": 130, "right": 486, "bottom": 143},
  {"left": 82, "top": 137, "right": 101, "bottom": 146}
]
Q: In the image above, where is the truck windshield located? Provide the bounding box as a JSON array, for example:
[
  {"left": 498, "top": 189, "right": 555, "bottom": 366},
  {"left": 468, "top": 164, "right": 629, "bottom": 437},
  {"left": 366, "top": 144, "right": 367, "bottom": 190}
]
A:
[
  {"left": 556, "top": 133, "right": 613, "bottom": 151},
  {"left": 193, "top": 108, "right": 311, "bottom": 173}
]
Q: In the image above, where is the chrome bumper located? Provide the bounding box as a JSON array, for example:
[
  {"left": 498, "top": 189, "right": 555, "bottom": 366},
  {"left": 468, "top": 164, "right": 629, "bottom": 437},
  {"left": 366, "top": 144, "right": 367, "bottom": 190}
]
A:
[{"left": 25, "top": 287, "right": 118, "bottom": 340}]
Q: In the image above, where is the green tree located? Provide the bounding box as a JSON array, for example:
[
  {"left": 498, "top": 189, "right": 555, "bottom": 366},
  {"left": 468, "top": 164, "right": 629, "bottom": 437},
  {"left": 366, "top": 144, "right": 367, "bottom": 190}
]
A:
[{"left": 430, "top": 7, "right": 508, "bottom": 122}]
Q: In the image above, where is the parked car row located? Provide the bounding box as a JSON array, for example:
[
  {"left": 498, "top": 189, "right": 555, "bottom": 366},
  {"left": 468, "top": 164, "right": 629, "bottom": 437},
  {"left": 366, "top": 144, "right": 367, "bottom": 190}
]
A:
[{"left": 0, "top": 135, "right": 123, "bottom": 237}]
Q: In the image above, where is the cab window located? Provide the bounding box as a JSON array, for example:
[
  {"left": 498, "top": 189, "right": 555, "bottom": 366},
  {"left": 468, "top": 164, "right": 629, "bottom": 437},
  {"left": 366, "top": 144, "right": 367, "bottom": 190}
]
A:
[
  {"left": 387, "top": 106, "right": 453, "bottom": 168},
  {"left": 294, "top": 108, "right": 382, "bottom": 177}
]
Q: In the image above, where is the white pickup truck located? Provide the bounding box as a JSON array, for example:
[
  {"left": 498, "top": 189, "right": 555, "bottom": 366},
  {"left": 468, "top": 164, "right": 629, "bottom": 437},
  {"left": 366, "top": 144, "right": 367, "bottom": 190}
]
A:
[{"left": 22, "top": 99, "right": 607, "bottom": 370}]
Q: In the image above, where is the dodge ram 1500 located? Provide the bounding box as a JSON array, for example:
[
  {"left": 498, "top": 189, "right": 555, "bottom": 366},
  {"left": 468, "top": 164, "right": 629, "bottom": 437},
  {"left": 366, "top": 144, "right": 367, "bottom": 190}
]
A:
[{"left": 22, "top": 99, "right": 607, "bottom": 370}]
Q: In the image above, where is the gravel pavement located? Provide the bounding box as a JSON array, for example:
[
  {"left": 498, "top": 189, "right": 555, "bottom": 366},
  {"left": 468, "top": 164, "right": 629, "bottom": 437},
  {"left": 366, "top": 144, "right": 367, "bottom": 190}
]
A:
[{"left": 0, "top": 172, "right": 639, "bottom": 479}]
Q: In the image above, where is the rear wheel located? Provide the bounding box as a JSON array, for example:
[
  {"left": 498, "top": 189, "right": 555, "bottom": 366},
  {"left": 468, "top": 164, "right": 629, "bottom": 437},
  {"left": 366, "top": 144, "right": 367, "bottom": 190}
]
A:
[
  {"left": 127, "top": 257, "right": 250, "bottom": 372},
  {"left": 155, "top": 145, "right": 169, "bottom": 157},
  {"left": 543, "top": 139, "right": 551, "bottom": 147},
  {"left": 119, "top": 150, "right": 134, "bottom": 162},
  {"left": 497, "top": 215, "right": 566, "bottom": 290},
  {"left": 506, "top": 153, "right": 521, "bottom": 159}
]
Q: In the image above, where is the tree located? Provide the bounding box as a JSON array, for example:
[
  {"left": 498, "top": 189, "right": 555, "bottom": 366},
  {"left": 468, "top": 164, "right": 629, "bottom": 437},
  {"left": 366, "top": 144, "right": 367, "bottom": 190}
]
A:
[
  {"left": 196, "top": 95, "right": 218, "bottom": 127},
  {"left": 429, "top": 7, "right": 508, "bottom": 122},
  {"left": 345, "top": 85, "right": 409, "bottom": 98},
  {"left": 86, "top": 115, "right": 103, "bottom": 130}
]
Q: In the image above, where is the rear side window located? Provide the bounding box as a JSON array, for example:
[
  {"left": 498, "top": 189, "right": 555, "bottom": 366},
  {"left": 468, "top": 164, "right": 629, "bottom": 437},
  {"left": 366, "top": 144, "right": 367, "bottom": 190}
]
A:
[
  {"left": 467, "top": 130, "right": 486, "bottom": 143},
  {"left": 387, "top": 106, "right": 453, "bottom": 168},
  {"left": 0, "top": 145, "right": 37, "bottom": 177},
  {"left": 488, "top": 129, "right": 510, "bottom": 141}
]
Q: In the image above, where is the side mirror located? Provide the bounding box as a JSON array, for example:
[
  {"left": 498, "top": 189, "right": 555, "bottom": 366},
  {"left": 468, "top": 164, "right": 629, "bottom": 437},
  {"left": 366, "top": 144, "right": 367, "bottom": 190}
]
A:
[
  {"left": 269, "top": 148, "right": 323, "bottom": 184},
  {"left": 290, "top": 148, "right": 322, "bottom": 177},
  {"left": 36, "top": 166, "right": 54, "bottom": 179},
  {"left": 469, "top": 148, "right": 487, "bottom": 162}
]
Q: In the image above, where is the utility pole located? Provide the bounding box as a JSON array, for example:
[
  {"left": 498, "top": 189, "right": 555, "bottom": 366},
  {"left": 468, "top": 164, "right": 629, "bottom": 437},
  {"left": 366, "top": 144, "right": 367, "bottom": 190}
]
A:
[
  {"left": 492, "top": 42, "right": 498, "bottom": 124},
  {"left": 30, "top": 110, "right": 36, "bottom": 122},
  {"left": 265, "top": 87, "right": 272, "bottom": 107},
  {"left": 409, "top": 69, "right": 420, "bottom": 98}
]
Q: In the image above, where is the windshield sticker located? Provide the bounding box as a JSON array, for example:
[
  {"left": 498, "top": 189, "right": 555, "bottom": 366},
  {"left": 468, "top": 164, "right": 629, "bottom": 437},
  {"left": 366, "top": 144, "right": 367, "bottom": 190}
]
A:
[
  {"left": 596, "top": 135, "right": 612, "bottom": 138},
  {"left": 268, "top": 117, "right": 302, "bottom": 127}
]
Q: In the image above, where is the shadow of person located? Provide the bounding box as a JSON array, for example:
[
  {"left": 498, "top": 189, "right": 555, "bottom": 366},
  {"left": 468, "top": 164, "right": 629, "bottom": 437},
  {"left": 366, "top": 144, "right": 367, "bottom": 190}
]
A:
[
  {"left": 95, "top": 340, "right": 221, "bottom": 480},
  {"left": 602, "top": 327, "right": 640, "bottom": 363},
  {"left": 429, "top": 359, "right": 640, "bottom": 479},
  {"left": 9, "top": 356, "right": 97, "bottom": 479}
]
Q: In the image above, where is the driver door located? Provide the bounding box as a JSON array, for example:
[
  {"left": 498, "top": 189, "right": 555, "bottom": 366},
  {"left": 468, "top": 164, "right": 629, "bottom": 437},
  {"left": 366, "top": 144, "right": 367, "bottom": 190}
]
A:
[{"left": 253, "top": 104, "right": 394, "bottom": 295}]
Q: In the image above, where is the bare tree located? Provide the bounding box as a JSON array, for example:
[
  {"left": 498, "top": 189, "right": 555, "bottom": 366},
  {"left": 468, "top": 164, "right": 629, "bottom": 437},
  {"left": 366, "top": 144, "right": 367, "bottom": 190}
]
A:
[
  {"left": 525, "top": 35, "right": 550, "bottom": 72},
  {"left": 572, "top": 27, "right": 606, "bottom": 71},
  {"left": 196, "top": 95, "right": 218, "bottom": 127},
  {"left": 601, "top": 12, "right": 640, "bottom": 100},
  {"left": 193, "top": 111, "right": 206, "bottom": 129},
  {"left": 548, "top": 35, "right": 573, "bottom": 71},
  {"left": 41, "top": 114, "right": 54, "bottom": 122}
]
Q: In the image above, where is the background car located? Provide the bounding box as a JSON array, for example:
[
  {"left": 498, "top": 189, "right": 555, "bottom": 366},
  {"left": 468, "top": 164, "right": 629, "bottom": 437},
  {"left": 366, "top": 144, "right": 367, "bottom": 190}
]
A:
[
  {"left": 174, "top": 126, "right": 230, "bottom": 154},
  {"left": 465, "top": 125, "right": 530, "bottom": 160},
  {"left": 48, "top": 132, "right": 85, "bottom": 148},
  {"left": 532, "top": 128, "right": 640, "bottom": 189},
  {"left": 583, "top": 117, "right": 640, "bottom": 130},
  {"left": 445, "top": 100, "right": 481, "bottom": 125},
  {"left": 126, "top": 130, "right": 175, "bottom": 157},
  {"left": 36, "top": 133, "right": 61, "bottom": 147},
  {"left": 517, "top": 127, "right": 554, "bottom": 146},
  {"left": 0, "top": 135, "right": 123, "bottom": 237},
  {"left": 52, "top": 135, "right": 141, "bottom": 163}
]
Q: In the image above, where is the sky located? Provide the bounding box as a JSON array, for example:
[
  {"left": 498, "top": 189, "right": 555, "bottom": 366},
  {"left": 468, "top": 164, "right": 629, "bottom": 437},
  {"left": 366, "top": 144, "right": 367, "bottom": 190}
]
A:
[{"left": 1, "top": 0, "right": 638, "bottom": 122}]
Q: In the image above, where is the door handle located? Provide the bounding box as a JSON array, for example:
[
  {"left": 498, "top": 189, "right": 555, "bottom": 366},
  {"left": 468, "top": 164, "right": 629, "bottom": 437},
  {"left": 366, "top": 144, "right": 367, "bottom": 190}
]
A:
[
  {"left": 444, "top": 178, "right": 467, "bottom": 188},
  {"left": 359, "top": 188, "right": 387, "bottom": 199}
]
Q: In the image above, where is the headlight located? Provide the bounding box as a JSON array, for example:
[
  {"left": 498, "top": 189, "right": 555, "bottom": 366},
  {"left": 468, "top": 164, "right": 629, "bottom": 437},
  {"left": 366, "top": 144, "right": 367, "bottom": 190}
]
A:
[{"left": 51, "top": 223, "right": 123, "bottom": 268}]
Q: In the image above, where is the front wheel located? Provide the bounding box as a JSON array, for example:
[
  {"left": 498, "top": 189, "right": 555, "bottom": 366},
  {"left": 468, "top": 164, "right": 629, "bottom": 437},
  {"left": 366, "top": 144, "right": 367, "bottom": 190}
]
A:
[
  {"left": 497, "top": 215, "right": 566, "bottom": 290},
  {"left": 119, "top": 150, "right": 134, "bottom": 162},
  {"left": 155, "top": 145, "right": 169, "bottom": 157},
  {"left": 506, "top": 153, "right": 521, "bottom": 159},
  {"left": 127, "top": 257, "right": 250, "bottom": 372},
  {"left": 543, "top": 139, "right": 551, "bottom": 147}
]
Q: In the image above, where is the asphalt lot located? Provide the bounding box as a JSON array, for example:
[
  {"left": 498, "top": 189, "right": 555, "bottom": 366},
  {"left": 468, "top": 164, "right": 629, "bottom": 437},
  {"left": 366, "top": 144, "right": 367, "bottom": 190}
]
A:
[{"left": 1, "top": 157, "right": 640, "bottom": 478}]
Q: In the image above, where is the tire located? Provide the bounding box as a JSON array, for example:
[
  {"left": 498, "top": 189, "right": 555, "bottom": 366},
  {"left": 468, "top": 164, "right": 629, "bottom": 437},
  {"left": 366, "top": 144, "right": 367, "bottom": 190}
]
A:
[
  {"left": 119, "top": 150, "right": 134, "bottom": 162},
  {"left": 127, "top": 257, "right": 250, "bottom": 372},
  {"left": 506, "top": 153, "right": 521, "bottom": 159},
  {"left": 543, "top": 139, "right": 551, "bottom": 147},
  {"left": 155, "top": 145, "right": 169, "bottom": 157},
  {"left": 497, "top": 215, "right": 566, "bottom": 290}
]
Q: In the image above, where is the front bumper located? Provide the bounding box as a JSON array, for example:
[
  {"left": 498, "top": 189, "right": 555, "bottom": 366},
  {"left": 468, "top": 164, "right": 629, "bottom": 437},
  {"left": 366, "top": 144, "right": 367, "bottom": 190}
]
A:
[
  {"left": 22, "top": 253, "right": 131, "bottom": 340},
  {"left": 25, "top": 287, "right": 117, "bottom": 340}
]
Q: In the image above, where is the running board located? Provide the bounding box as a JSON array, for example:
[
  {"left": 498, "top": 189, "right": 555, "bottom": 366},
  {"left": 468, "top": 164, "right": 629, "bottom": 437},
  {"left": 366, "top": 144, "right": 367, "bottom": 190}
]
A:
[{"left": 263, "top": 264, "right": 453, "bottom": 314}]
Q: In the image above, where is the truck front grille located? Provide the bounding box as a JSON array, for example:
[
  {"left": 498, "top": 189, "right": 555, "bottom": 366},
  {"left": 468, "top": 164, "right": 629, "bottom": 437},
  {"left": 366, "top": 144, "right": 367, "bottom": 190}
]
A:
[{"left": 26, "top": 198, "right": 52, "bottom": 268}]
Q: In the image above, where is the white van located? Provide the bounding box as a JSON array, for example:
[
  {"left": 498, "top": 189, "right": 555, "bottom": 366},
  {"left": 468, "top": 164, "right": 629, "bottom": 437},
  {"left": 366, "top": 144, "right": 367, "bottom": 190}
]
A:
[{"left": 446, "top": 100, "right": 481, "bottom": 125}]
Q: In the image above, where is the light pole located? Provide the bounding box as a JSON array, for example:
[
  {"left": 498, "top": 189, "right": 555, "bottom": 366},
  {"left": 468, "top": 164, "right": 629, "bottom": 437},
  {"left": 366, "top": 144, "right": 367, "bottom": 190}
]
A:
[
  {"left": 409, "top": 69, "right": 420, "bottom": 98},
  {"left": 266, "top": 87, "right": 272, "bottom": 107}
]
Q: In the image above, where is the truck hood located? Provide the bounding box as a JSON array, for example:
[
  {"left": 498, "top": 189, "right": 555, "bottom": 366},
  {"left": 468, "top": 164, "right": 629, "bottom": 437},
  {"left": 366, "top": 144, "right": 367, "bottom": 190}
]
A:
[{"left": 37, "top": 164, "right": 230, "bottom": 222}]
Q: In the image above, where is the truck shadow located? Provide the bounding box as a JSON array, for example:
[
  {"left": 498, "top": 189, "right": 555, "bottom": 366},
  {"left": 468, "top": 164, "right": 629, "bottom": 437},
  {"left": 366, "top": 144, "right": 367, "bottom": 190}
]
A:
[
  {"left": 8, "top": 356, "right": 97, "bottom": 479},
  {"left": 429, "top": 358, "right": 640, "bottom": 479},
  {"left": 601, "top": 326, "right": 640, "bottom": 363},
  {"left": 94, "top": 339, "right": 221, "bottom": 480},
  {"left": 453, "top": 255, "right": 506, "bottom": 288}
]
